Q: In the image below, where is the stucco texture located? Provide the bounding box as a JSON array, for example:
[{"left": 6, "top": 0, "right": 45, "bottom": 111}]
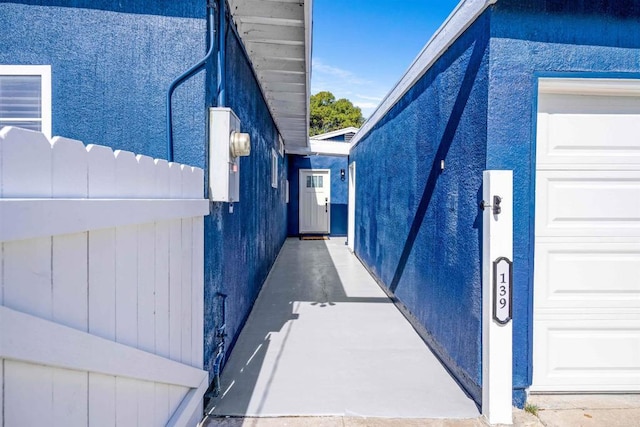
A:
[
  {"left": 0, "top": 1, "right": 288, "bottom": 383},
  {"left": 350, "top": 13, "right": 490, "bottom": 403},
  {"left": 489, "top": 0, "right": 640, "bottom": 405},
  {"left": 0, "top": 1, "right": 206, "bottom": 162},
  {"left": 351, "top": 0, "right": 640, "bottom": 407},
  {"left": 203, "top": 20, "right": 288, "bottom": 377}
]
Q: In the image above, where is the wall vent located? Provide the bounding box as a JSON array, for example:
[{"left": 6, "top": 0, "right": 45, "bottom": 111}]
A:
[{"left": 345, "top": 132, "right": 355, "bottom": 143}]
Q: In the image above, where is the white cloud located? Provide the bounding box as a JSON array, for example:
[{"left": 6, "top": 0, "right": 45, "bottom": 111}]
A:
[
  {"left": 353, "top": 101, "right": 379, "bottom": 110},
  {"left": 353, "top": 101, "right": 378, "bottom": 109},
  {"left": 311, "top": 59, "right": 388, "bottom": 119},
  {"left": 355, "top": 94, "right": 384, "bottom": 102},
  {"left": 312, "top": 59, "right": 371, "bottom": 85}
]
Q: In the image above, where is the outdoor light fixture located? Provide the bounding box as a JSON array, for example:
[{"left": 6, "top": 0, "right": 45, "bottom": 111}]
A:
[{"left": 340, "top": 169, "right": 345, "bottom": 181}]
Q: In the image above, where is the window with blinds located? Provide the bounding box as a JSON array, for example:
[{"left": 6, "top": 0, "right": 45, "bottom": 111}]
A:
[{"left": 0, "top": 65, "right": 51, "bottom": 137}]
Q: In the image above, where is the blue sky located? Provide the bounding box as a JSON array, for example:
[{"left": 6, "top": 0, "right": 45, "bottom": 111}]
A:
[{"left": 311, "top": 0, "right": 461, "bottom": 118}]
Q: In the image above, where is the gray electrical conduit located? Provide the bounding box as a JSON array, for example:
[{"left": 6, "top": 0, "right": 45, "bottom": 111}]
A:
[{"left": 217, "top": 0, "right": 226, "bottom": 107}]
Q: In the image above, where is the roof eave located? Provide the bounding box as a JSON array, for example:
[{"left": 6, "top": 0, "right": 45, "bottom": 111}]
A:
[
  {"left": 349, "top": 0, "right": 497, "bottom": 151},
  {"left": 229, "top": 0, "right": 313, "bottom": 150}
]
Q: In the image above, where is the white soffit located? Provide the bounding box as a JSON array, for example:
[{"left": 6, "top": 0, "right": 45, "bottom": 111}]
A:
[
  {"left": 349, "top": 0, "right": 497, "bottom": 149},
  {"left": 229, "top": 0, "right": 312, "bottom": 149}
]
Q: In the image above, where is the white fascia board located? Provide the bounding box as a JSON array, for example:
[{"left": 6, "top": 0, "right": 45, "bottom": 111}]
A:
[
  {"left": 304, "top": 0, "right": 313, "bottom": 148},
  {"left": 286, "top": 140, "right": 350, "bottom": 157},
  {"left": 310, "top": 127, "right": 360, "bottom": 140},
  {"left": 349, "top": 0, "right": 497, "bottom": 150}
]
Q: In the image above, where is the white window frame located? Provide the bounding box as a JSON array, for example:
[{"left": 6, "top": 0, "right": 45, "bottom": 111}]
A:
[
  {"left": 278, "top": 134, "right": 284, "bottom": 156},
  {"left": 285, "top": 179, "right": 289, "bottom": 204},
  {"left": 271, "top": 148, "right": 278, "bottom": 188},
  {"left": 0, "top": 65, "right": 52, "bottom": 138}
]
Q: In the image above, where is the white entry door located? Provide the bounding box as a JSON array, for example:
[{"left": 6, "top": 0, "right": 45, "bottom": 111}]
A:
[
  {"left": 532, "top": 78, "right": 640, "bottom": 392},
  {"left": 299, "top": 169, "right": 330, "bottom": 234}
]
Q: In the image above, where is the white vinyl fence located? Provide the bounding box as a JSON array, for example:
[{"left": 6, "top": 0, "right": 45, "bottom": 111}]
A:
[{"left": 0, "top": 127, "right": 210, "bottom": 427}]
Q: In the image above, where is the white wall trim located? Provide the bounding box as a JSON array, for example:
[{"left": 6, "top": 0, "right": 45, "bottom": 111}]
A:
[
  {"left": 0, "top": 198, "right": 210, "bottom": 242},
  {"left": 0, "top": 306, "right": 208, "bottom": 388},
  {"left": 482, "top": 170, "right": 513, "bottom": 425},
  {"left": 305, "top": 0, "right": 314, "bottom": 147},
  {"left": 347, "top": 161, "right": 356, "bottom": 252},
  {"left": 41, "top": 66, "right": 52, "bottom": 139},
  {"left": 271, "top": 148, "right": 279, "bottom": 188},
  {"left": 349, "top": 0, "right": 496, "bottom": 150},
  {"left": 0, "top": 65, "right": 52, "bottom": 139}
]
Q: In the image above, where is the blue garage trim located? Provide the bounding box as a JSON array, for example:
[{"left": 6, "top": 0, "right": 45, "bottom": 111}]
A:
[
  {"left": 525, "top": 70, "right": 640, "bottom": 391},
  {"left": 527, "top": 74, "right": 540, "bottom": 391},
  {"left": 489, "top": 3, "right": 640, "bottom": 404},
  {"left": 489, "top": 1, "right": 640, "bottom": 399}
]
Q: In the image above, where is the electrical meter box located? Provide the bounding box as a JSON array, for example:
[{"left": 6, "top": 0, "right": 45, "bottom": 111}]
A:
[{"left": 209, "top": 107, "right": 242, "bottom": 202}]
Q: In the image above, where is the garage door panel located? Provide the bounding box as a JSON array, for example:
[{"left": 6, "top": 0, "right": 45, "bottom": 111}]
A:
[
  {"left": 536, "top": 170, "right": 640, "bottom": 237},
  {"left": 535, "top": 241, "right": 640, "bottom": 310},
  {"left": 538, "top": 92, "right": 640, "bottom": 115},
  {"left": 534, "top": 79, "right": 640, "bottom": 392},
  {"left": 537, "top": 112, "right": 640, "bottom": 165},
  {"left": 532, "top": 319, "right": 640, "bottom": 392}
]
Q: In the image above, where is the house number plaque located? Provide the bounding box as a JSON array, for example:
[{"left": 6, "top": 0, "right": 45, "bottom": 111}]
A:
[{"left": 493, "top": 257, "right": 512, "bottom": 325}]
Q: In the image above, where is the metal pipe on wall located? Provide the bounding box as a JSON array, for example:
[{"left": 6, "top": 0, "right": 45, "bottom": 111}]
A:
[
  {"left": 165, "top": 0, "right": 217, "bottom": 162},
  {"left": 217, "top": 0, "right": 226, "bottom": 107}
]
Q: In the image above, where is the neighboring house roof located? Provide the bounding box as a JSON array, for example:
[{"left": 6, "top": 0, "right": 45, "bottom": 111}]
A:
[
  {"left": 229, "top": 0, "right": 312, "bottom": 151},
  {"left": 350, "top": 0, "right": 497, "bottom": 149},
  {"left": 287, "top": 126, "right": 359, "bottom": 156},
  {"left": 310, "top": 127, "right": 360, "bottom": 141}
]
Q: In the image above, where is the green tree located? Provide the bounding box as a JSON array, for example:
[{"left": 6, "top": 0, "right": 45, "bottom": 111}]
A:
[{"left": 310, "top": 91, "right": 364, "bottom": 136}]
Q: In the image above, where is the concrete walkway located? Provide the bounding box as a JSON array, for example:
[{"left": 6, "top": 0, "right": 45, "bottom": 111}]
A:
[
  {"left": 528, "top": 394, "right": 640, "bottom": 427},
  {"left": 203, "top": 237, "right": 480, "bottom": 420}
]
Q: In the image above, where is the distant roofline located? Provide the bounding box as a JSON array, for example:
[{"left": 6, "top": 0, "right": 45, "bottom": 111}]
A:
[
  {"left": 286, "top": 139, "right": 350, "bottom": 156},
  {"left": 349, "top": 0, "right": 497, "bottom": 150},
  {"left": 310, "top": 126, "right": 360, "bottom": 140}
]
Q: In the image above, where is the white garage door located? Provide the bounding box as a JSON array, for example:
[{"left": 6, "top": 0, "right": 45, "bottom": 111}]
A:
[{"left": 532, "top": 78, "right": 640, "bottom": 392}]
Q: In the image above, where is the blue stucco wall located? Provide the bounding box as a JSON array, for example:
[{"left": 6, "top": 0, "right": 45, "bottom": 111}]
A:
[
  {"left": 288, "top": 155, "right": 349, "bottom": 236},
  {"left": 0, "top": 1, "right": 206, "bottom": 162},
  {"left": 203, "top": 20, "right": 288, "bottom": 375},
  {"left": 351, "top": 0, "right": 640, "bottom": 408},
  {"left": 488, "top": 0, "right": 640, "bottom": 406},
  {"left": 0, "top": 1, "right": 288, "bottom": 383},
  {"left": 350, "top": 13, "right": 490, "bottom": 403}
]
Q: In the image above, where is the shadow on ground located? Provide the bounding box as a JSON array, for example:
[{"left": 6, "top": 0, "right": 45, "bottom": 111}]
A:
[{"left": 202, "top": 238, "right": 479, "bottom": 420}]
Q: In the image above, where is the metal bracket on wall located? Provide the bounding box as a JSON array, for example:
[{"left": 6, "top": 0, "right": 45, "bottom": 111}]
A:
[{"left": 480, "top": 195, "right": 502, "bottom": 215}]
